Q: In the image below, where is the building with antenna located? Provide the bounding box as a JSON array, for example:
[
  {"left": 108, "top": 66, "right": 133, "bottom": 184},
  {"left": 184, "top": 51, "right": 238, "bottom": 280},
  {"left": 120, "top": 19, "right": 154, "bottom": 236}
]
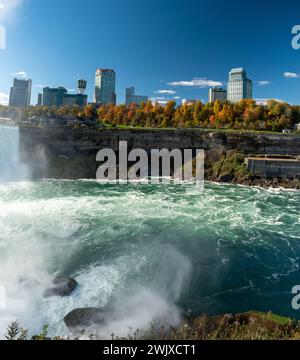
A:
[
  {"left": 62, "top": 79, "right": 88, "bottom": 106},
  {"left": 41, "top": 80, "right": 88, "bottom": 107}
]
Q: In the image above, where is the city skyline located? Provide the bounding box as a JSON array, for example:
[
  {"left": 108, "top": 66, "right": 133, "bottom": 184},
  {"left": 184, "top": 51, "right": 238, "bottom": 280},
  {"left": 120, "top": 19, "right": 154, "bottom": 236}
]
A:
[
  {"left": 9, "top": 66, "right": 254, "bottom": 108},
  {"left": 1, "top": 0, "right": 300, "bottom": 106}
]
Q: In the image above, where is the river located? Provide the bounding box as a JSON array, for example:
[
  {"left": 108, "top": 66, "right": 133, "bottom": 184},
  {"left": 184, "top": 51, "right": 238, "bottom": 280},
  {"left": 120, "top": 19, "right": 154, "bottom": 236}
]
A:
[{"left": 0, "top": 125, "right": 300, "bottom": 338}]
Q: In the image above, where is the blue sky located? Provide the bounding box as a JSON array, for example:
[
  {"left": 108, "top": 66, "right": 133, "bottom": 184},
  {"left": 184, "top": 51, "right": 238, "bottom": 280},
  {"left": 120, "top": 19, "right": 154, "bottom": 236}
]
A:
[{"left": 1, "top": 0, "right": 300, "bottom": 105}]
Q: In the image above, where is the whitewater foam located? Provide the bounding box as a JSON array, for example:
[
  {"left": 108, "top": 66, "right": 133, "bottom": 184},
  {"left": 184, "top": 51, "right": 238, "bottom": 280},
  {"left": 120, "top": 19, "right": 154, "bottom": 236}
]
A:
[{"left": 0, "top": 178, "right": 299, "bottom": 337}]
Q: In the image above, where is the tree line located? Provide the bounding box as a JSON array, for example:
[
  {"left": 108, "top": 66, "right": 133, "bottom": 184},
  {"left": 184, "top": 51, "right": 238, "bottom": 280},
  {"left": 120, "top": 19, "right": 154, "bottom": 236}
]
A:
[
  {"left": 96, "top": 100, "right": 300, "bottom": 132},
  {"left": 1, "top": 99, "right": 300, "bottom": 132}
]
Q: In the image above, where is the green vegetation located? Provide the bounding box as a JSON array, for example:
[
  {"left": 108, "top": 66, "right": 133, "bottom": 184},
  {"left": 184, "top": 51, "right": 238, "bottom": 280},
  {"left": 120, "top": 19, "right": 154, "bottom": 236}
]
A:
[
  {"left": 245, "top": 311, "right": 292, "bottom": 326},
  {"left": 5, "top": 321, "right": 28, "bottom": 340},
  {"left": 2, "top": 98, "right": 300, "bottom": 132},
  {"left": 5, "top": 312, "right": 300, "bottom": 340},
  {"left": 212, "top": 151, "right": 253, "bottom": 182}
]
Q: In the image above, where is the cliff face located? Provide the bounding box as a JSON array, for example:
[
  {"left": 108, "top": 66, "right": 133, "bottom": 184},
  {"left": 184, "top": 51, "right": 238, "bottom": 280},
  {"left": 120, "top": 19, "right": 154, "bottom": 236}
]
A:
[{"left": 19, "top": 126, "right": 300, "bottom": 180}]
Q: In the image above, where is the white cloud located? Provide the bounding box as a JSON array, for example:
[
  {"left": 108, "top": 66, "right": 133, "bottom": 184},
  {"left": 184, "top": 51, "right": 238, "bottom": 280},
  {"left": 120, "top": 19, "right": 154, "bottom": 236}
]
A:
[
  {"left": 155, "top": 90, "right": 176, "bottom": 95},
  {"left": 11, "top": 70, "right": 27, "bottom": 79},
  {"left": 167, "top": 78, "right": 223, "bottom": 88},
  {"left": 0, "top": 92, "right": 9, "bottom": 105},
  {"left": 256, "top": 80, "right": 271, "bottom": 86},
  {"left": 150, "top": 97, "right": 168, "bottom": 105},
  {"left": 67, "top": 88, "right": 76, "bottom": 93},
  {"left": 283, "top": 72, "right": 300, "bottom": 79},
  {"left": 173, "top": 96, "right": 181, "bottom": 99},
  {"left": 0, "top": 0, "right": 23, "bottom": 21}
]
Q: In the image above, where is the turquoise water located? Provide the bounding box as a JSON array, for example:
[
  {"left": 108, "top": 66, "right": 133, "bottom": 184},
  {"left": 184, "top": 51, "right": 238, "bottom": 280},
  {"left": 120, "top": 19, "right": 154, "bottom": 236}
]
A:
[{"left": 0, "top": 126, "right": 300, "bottom": 338}]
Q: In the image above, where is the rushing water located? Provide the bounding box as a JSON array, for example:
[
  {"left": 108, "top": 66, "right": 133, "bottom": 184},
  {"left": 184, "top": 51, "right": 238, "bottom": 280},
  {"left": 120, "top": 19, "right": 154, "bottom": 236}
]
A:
[
  {"left": 0, "top": 126, "right": 300, "bottom": 338},
  {"left": 0, "top": 125, "right": 28, "bottom": 182}
]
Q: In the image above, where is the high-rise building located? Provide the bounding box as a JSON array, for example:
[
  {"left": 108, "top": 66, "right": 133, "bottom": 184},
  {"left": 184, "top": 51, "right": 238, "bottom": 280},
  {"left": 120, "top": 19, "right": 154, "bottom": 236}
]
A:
[
  {"left": 37, "top": 93, "right": 43, "bottom": 106},
  {"left": 94, "top": 69, "right": 116, "bottom": 105},
  {"left": 227, "top": 68, "right": 252, "bottom": 102},
  {"left": 63, "top": 94, "right": 88, "bottom": 107},
  {"left": 125, "top": 87, "right": 148, "bottom": 106},
  {"left": 42, "top": 87, "right": 67, "bottom": 107},
  {"left": 209, "top": 87, "right": 227, "bottom": 102},
  {"left": 9, "top": 78, "right": 32, "bottom": 107}
]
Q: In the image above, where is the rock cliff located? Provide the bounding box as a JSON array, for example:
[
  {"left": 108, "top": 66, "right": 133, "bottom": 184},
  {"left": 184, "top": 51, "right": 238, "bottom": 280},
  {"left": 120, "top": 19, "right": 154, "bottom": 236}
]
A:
[{"left": 19, "top": 126, "right": 300, "bottom": 180}]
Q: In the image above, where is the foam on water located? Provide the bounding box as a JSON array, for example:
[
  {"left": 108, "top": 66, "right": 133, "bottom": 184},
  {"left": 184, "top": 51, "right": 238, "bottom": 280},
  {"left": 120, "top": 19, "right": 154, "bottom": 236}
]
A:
[
  {"left": 0, "top": 180, "right": 299, "bottom": 338},
  {"left": 0, "top": 127, "right": 300, "bottom": 338}
]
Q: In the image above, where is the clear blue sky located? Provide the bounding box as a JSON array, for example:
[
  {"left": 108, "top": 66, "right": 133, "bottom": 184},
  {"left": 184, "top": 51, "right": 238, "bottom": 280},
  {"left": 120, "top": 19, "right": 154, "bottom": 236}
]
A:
[{"left": 1, "top": 0, "right": 300, "bottom": 105}]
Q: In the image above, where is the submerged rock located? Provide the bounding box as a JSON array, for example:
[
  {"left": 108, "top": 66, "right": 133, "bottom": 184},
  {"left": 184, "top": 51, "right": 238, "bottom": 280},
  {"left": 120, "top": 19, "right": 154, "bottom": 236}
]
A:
[
  {"left": 44, "top": 276, "right": 78, "bottom": 297},
  {"left": 64, "top": 308, "right": 108, "bottom": 330}
]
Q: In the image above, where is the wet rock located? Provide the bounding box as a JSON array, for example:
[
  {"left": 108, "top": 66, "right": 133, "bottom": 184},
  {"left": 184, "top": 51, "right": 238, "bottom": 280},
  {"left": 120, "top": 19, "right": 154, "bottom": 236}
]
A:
[
  {"left": 218, "top": 173, "right": 234, "bottom": 182},
  {"left": 44, "top": 276, "right": 78, "bottom": 297},
  {"left": 64, "top": 308, "right": 108, "bottom": 330}
]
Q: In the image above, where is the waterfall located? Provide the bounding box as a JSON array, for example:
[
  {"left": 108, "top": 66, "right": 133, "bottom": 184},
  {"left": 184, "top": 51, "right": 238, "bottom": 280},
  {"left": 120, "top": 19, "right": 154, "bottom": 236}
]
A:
[{"left": 0, "top": 125, "right": 28, "bottom": 182}]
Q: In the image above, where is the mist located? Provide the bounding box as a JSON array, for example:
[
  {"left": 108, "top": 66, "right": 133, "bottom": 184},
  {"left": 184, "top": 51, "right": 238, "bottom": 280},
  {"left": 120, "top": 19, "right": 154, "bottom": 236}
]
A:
[
  {"left": 0, "top": 125, "right": 29, "bottom": 182},
  {"left": 89, "top": 247, "right": 192, "bottom": 339}
]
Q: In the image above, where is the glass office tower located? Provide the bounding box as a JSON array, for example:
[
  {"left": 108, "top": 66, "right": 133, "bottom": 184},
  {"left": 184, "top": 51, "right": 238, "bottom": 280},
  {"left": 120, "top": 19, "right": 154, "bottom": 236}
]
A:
[
  {"left": 42, "top": 87, "right": 67, "bottom": 107},
  {"left": 94, "top": 69, "right": 116, "bottom": 105},
  {"left": 9, "top": 78, "right": 32, "bottom": 107},
  {"left": 227, "top": 68, "right": 252, "bottom": 102}
]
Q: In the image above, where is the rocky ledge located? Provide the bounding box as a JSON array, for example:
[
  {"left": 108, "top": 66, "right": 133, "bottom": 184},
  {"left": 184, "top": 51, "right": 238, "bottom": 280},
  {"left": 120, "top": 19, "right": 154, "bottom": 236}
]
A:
[{"left": 18, "top": 127, "right": 300, "bottom": 189}]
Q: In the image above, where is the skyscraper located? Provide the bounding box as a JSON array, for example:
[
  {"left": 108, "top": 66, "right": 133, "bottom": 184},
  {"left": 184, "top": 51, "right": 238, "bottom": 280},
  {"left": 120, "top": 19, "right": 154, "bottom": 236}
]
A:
[
  {"left": 37, "top": 93, "right": 42, "bottom": 106},
  {"left": 9, "top": 78, "right": 32, "bottom": 107},
  {"left": 208, "top": 87, "right": 227, "bottom": 102},
  {"left": 125, "top": 87, "right": 148, "bottom": 106},
  {"left": 94, "top": 69, "right": 116, "bottom": 105},
  {"left": 42, "top": 87, "right": 67, "bottom": 107},
  {"left": 227, "top": 68, "right": 252, "bottom": 102}
]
